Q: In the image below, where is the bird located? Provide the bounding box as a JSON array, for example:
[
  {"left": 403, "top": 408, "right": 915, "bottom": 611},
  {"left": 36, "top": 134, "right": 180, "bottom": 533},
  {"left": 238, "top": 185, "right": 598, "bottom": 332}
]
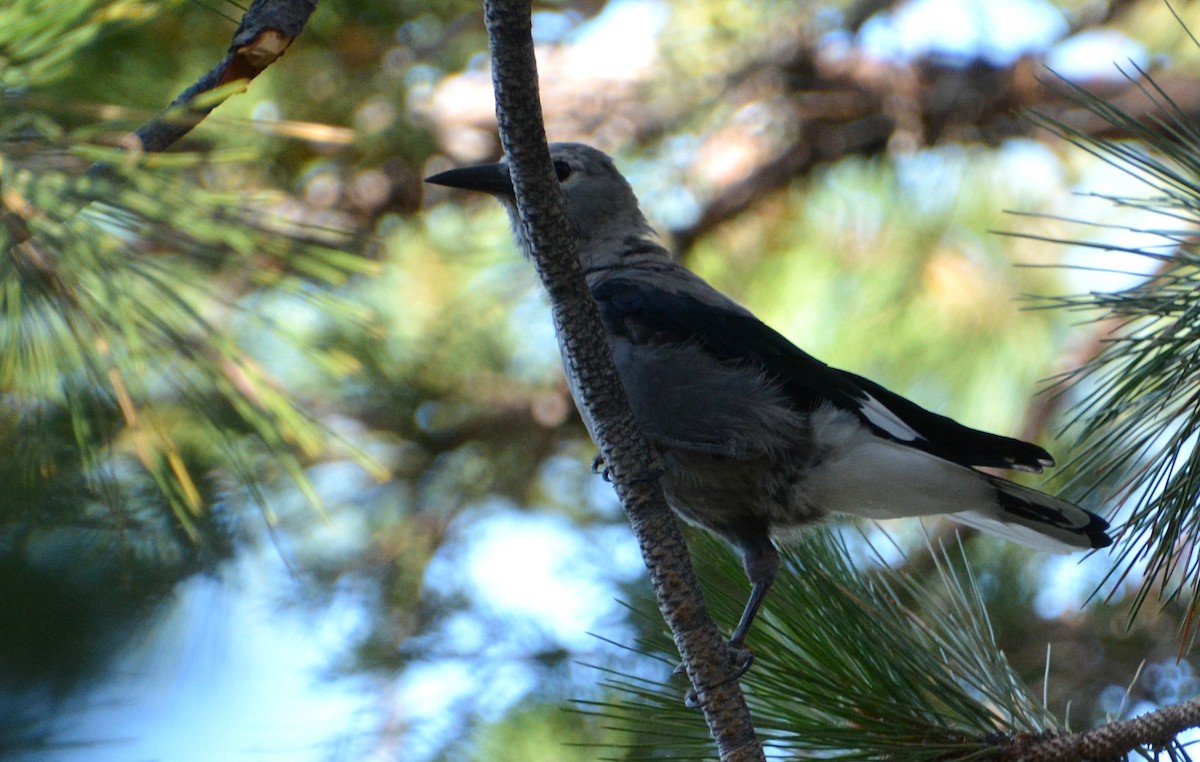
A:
[{"left": 426, "top": 142, "right": 1113, "bottom": 651}]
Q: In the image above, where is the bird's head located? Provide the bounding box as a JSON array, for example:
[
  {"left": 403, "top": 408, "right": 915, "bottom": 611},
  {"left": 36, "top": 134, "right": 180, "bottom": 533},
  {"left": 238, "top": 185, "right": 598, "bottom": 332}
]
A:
[{"left": 425, "top": 142, "right": 659, "bottom": 269}]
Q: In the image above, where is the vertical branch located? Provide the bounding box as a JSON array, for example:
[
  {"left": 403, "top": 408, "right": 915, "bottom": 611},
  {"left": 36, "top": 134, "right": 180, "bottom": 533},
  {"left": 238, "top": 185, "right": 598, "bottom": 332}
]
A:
[{"left": 478, "top": 0, "right": 764, "bottom": 758}]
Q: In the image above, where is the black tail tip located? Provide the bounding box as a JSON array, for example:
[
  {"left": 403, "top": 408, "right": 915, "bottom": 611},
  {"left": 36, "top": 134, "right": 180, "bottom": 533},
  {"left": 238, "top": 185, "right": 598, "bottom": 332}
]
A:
[{"left": 1085, "top": 512, "right": 1114, "bottom": 549}]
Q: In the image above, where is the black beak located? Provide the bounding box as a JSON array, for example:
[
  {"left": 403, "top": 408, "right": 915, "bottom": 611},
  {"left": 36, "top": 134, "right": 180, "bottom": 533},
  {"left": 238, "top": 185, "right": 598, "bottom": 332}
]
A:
[{"left": 425, "top": 162, "right": 513, "bottom": 196}]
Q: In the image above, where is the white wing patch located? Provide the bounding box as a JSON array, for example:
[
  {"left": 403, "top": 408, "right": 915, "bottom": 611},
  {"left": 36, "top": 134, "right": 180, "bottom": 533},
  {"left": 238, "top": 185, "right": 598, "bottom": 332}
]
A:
[{"left": 859, "top": 392, "right": 923, "bottom": 443}]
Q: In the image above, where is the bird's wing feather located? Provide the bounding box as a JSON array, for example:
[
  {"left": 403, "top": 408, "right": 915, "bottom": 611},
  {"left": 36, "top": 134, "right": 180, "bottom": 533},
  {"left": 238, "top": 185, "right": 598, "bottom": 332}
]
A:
[{"left": 593, "top": 277, "right": 1053, "bottom": 472}]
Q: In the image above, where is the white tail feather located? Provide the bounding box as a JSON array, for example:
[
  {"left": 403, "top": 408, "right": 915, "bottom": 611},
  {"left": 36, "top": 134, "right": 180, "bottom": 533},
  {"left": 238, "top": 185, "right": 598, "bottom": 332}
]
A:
[
  {"left": 949, "top": 478, "right": 1101, "bottom": 552},
  {"left": 946, "top": 510, "right": 1083, "bottom": 553}
]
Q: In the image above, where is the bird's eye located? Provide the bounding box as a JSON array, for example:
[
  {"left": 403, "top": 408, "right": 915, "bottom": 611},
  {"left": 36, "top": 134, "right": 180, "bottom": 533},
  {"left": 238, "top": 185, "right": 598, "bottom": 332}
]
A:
[{"left": 553, "top": 160, "right": 574, "bottom": 182}]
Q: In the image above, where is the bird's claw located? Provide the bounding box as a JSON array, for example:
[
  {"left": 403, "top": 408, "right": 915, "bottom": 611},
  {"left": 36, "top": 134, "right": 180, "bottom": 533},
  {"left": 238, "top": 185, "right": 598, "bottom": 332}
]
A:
[{"left": 591, "top": 453, "right": 611, "bottom": 482}]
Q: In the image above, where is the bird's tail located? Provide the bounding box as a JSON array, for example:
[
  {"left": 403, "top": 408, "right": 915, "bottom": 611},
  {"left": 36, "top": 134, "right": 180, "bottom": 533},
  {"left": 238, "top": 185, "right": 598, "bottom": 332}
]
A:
[{"left": 949, "top": 477, "right": 1112, "bottom": 553}]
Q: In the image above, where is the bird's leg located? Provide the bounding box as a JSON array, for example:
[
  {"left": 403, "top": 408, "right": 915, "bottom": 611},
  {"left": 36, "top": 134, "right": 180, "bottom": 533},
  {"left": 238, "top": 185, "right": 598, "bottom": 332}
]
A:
[
  {"left": 728, "top": 538, "right": 779, "bottom": 652},
  {"left": 678, "top": 531, "right": 778, "bottom": 708}
]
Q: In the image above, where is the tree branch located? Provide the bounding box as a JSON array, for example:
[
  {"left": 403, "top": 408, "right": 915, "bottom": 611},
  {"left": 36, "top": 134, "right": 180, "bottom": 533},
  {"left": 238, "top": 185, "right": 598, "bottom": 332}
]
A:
[
  {"left": 479, "top": 0, "right": 764, "bottom": 759},
  {"left": 119, "top": 0, "right": 318, "bottom": 157},
  {"left": 999, "top": 695, "right": 1200, "bottom": 761}
]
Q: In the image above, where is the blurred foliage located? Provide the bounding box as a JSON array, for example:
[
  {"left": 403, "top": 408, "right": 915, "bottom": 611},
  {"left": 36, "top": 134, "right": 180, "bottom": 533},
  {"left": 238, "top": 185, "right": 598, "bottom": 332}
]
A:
[
  {"left": 0, "top": 0, "right": 160, "bottom": 89},
  {"left": 0, "top": 7, "right": 385, "bottom": 738},
  {"left": 5, "top": 0, "right": 1200, "bottom": 759}
]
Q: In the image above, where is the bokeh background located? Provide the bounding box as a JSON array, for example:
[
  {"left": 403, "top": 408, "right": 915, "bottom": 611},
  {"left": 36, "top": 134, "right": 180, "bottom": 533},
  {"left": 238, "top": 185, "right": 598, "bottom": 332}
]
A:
[{"left": 4, "top": 0, "right": 1200, "bottom": 759}]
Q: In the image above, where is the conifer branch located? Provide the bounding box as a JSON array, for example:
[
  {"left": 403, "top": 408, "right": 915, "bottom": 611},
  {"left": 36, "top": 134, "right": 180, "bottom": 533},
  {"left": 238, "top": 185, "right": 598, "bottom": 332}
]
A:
[
  {"left": 1025, "top": 63, "right": 1200, "bottom": 643},
  {"left": 998, "top": 695, "right": 1200, "bottom": 762},
  {"left": 479, "top": 0, "right": 764, "bottom": 758},
  {"left": 129, "top": 0, "right": 317, "bottom": 154}
]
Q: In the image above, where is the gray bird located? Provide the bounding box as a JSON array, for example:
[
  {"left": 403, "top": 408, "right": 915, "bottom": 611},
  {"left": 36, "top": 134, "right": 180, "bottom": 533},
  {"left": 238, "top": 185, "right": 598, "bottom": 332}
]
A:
[{"left": 426, "top": 142, "right": 1112, "bottom": 650}]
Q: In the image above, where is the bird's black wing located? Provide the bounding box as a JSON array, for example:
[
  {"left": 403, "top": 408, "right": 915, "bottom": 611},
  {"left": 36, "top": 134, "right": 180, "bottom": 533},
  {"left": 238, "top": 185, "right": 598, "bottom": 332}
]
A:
[{"left": 593, "top": 277, "right": 1053, "bottom": 472}]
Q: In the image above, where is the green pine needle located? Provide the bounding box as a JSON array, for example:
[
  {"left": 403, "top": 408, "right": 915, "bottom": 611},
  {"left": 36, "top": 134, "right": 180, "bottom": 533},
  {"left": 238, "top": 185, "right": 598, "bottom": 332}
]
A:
[
  {"left": 574, "top": 530, "right": 1060, "bottom": 761},
  {"left": 1024, "top": 63, "right": 1200, "bottom": 645}
]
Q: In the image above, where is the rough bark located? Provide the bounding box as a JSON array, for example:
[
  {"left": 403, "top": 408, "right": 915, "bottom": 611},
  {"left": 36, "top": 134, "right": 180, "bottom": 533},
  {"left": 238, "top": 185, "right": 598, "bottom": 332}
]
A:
[
  {"left": 999, "top": 695, "right": 1200, "bottom": 761},
  {"left": 480, "top": 0, "right": 765, "bottom": 759}
]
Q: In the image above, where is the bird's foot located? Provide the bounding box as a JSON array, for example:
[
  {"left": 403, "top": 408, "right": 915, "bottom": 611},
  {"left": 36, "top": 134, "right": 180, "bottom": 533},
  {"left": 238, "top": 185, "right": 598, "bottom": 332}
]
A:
[
  {"left": 675, "top": 643, "right": 755, "bottom": 710},
  {"left": 591, "top": 454, "right": 664, "bottom": 484}
]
